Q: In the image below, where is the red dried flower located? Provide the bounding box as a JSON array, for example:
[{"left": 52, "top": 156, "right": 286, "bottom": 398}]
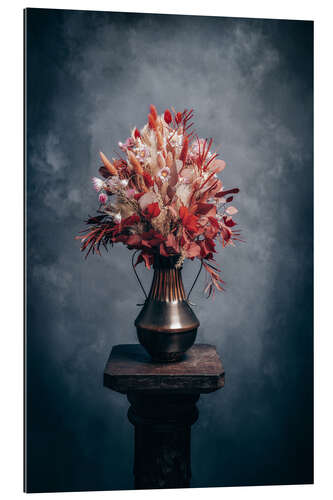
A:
[
  {"left": 148, "top": 113, "right": 156, "bottom": 130},
  {"left": 208, "top": 216, "right": 220, "bottom": 229},
  {"left": 179, "top": 206, "right": 199, "bottom": 233},
  {"left": 164, "top": 109, "right": 172, "bottom": 124},
  {"left": 175, "top": 112, "right": 182, "bottom": 124},
  {"left": 143, "top": 202, "right": 161, "bottom": 220},
  {"left": 150, "top": 104, "right": 158, "bottom": 120},
  {"left": 79, "top": 104, "right": 241, "bottom": 297},
  {"left": 143, "top": 171, "right": 154, "bottom": 188},
  {"left": 179, "top": 136, "right": 189, "bottom": 163}
]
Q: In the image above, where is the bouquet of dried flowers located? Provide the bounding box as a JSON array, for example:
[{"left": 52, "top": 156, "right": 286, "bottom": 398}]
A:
[{"left": 77, "top": 105, "right": 241, "bottom": 297}]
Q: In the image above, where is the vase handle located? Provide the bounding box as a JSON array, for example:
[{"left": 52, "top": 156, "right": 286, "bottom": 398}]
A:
[
  {"left": 186, "top": 259, "right": 203, "bottom": 303},
  {"left": 132, "top": 252, "right": 203, "bottom": 303},
  {"left": 131, "top": 250, "right": 148, "bottom": 300}
]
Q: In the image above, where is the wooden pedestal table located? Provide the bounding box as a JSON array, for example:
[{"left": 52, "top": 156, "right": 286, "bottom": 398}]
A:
[{"left": 103, "top": 343, "right": 224, "bottom": 489}]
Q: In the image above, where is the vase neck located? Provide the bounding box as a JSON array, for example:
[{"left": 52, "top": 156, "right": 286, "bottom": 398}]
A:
[{"left": 149, "top": 266, "right": 186, "bottom": 302}]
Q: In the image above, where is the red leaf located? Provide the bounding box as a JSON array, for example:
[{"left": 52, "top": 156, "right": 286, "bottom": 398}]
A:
[
  {"left": 159, "top": 243, "right": 169, "bottom": 257},
  {"left": 185, "top": 242, "right": 201, "bottom": 258},
  {"left": 180, "top": 206, "right": 199, "bottom": 233},
  {"left": 208, "top": 216, "right": 220, "bottom": 229},
  {"left": 223, "top": 216, "right": 237, "bottom": 228},
  {"left": 134, "top": 193, "right": 145, "bottom": 200},
  {"left": 114, "top": 234, "right": 129, "bottom": 243},
  {"left": 134, "top": 128, "right": 141, "bottom": 139},
  {"left": 186, "top": 217, "right": 199, "bottom": 233},
  {"left": 219, "top": 188, "right": 240, "bottom": 197},
  {"left": 141, "top": 230, "right": 164, "bottom": 245},
  {"left": 195, "top": 203, "right": 216, "bottom": 215},
  {"left": 126, "top": 234, "right": 142, "bottom": 247},
  {"left": 123, "top": 214, "right": 140, "bottom": 226},
  {"left": 144, "top": 202, "right": 161, "bottom": 219},
  {"left": 221, "top": 226, "right": 232, "bottom": 243},
  {"left": 204, "top": 225, "right": 218, "bottom": 239},
  {"left": 205, "top": 238, "right": 216, "bottom": 252},
  {"left": 136, "top": 251, "right": 154, "bottom": 269},
  {"left": 179, "top": 206, "right": 188, "bottom": 220},
  {"left": 215, "top": 188, "right": 239, "bottom": 199}
]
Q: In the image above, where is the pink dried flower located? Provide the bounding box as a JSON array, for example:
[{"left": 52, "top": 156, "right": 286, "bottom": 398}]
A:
[
  {"left": 188, "top": 139, "right": 205, "bottom": 162},
  {"left": 126, "top": 188, "right": 136, "bottom": 198},
  {"left": 118, "top": 137, "right": 135, "bottom": 152},
  {"left": 99, "top": 192, "right": 108, "bottom": 204}
]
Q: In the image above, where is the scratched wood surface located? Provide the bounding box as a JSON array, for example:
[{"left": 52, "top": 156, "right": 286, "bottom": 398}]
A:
[{"left": 103, "top": 344, "right": 224, "bottom": 394}]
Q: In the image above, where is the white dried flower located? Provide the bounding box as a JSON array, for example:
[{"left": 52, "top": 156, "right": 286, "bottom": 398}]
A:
[
  {"left": 157, "top": 167, "right": 170, "bottom": 182},
  {"left": 107, "top": 177, "right": 128, "bottom": 190},
  {"left": 92, "top": 177, "right": 104, "bottom": 192}
]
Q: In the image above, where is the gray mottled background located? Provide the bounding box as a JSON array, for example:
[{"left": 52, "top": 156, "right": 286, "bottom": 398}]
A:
[{"left": 25, "top": 9, "right": 313, "bottom": 492}]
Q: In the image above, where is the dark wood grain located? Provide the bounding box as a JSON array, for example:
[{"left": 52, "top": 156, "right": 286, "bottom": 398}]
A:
[{"left": 103, "top": 344, "right": 224, "bottom": 394}]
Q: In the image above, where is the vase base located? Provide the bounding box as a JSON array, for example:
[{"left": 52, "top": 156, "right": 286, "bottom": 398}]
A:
[{"left": 136, "top": 327, "right": 197, "bottom": 364}]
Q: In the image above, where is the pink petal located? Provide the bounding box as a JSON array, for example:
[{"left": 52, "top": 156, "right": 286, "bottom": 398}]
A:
[
  {"left": 225, "top": 206, "right": 238, "bottom": 216},
  {"left": 211, "top": 159, "right": 226, "bottom": 173}
]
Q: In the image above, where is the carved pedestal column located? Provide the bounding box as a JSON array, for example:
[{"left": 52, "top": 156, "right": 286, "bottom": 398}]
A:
[
  {"left": 128, "top": 393, "right": 199, "bottom": 489},
  {"left": 104, "top": 344, "right": 224, "bottom": 490}
]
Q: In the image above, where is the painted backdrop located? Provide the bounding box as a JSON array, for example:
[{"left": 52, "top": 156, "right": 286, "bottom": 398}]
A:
[{"left": 25, "top": 8, "right": 313, "bottom": 492}]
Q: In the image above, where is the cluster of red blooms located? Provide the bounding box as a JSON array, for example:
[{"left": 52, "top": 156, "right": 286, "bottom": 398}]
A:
[{"left": 77, "top": 105, "right": 241, "bottom": 296}]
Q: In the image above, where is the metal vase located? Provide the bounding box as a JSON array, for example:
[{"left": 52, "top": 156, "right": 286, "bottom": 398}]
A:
[{"left": 134, "top": 254, "right": 201, "bottom": 362}]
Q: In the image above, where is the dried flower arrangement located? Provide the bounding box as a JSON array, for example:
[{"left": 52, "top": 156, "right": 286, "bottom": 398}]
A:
[{"left": 77, "top": 105, "right": 241, "bottom": 297}]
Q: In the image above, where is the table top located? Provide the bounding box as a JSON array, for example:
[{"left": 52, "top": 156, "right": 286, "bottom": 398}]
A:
[{"left": 103, "top": 344, "right": 224, "bottom": 394}]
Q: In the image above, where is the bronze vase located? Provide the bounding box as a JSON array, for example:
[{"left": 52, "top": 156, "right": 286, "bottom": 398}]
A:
[{"left": 134, "top": 254, "right": 201, "bottom": 362}]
